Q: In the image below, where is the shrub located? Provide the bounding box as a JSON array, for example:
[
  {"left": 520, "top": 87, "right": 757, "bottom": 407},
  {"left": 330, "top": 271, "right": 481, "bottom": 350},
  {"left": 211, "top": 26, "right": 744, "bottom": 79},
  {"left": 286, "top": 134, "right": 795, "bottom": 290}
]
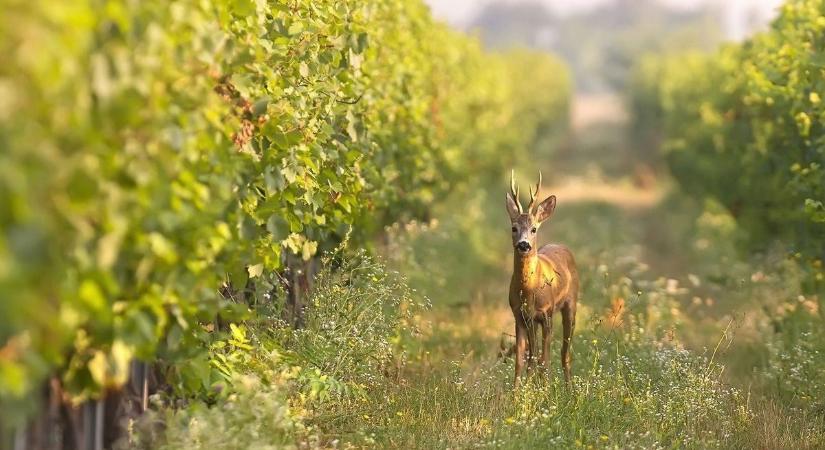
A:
[
  {"left": 280, "top": 250, "right": 427, "bottom": 400},
  {"left": 125, "top": 373, "right": 302, "bottom": 450}
]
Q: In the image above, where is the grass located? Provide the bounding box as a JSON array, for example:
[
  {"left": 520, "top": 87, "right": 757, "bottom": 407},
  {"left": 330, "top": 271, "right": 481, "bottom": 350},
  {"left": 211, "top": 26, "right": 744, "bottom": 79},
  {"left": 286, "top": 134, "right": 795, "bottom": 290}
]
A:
[{"left": 315, "top": 314, "right": 751, "bottom": 449}]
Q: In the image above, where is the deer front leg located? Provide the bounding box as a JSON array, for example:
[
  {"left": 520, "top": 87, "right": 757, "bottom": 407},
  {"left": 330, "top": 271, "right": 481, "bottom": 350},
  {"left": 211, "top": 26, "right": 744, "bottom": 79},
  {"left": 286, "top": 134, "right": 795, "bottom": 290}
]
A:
[
  {"left": 514, "top": 319, "right": 528, "bottom": 388},
  {"left": 540, "top": 313, "right": 553, "bottom": 369},
  {"left": 526, "top": 320, "right": 537, "bottom": 373}
]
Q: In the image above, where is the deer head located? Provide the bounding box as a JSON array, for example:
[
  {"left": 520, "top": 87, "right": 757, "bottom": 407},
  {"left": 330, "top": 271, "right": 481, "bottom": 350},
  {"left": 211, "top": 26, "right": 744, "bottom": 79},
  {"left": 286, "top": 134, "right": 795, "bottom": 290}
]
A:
[{"left": 505, "top": 171, "right": 556, "bottom": 255}]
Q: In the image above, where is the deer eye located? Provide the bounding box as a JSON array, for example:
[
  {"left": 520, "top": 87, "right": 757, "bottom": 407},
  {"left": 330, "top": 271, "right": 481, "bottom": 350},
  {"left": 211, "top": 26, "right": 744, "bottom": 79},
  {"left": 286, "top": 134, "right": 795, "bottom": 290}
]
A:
[
  {"left": 511, "top": 226, "right": 517, "bottom": 233},
  {"left": 531, "top": 227, "right": 537, "bottom": 234}
]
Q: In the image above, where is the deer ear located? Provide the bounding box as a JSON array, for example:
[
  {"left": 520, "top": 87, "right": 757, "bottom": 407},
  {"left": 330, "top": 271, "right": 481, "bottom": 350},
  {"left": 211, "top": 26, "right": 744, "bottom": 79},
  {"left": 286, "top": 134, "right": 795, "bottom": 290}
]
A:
[
  {"left": 533, "top": 195, "right": 556, "bottom": 223},
  {"left": 506, "top": 193, "right": 521, "bottom": 221}
]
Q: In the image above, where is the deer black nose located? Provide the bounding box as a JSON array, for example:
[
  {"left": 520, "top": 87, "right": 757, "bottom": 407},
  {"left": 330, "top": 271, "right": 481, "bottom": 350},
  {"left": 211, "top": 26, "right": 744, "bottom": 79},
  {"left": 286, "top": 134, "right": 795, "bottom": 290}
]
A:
[{"left": 517, "top": 241, "right": 531, "bottom": 252}]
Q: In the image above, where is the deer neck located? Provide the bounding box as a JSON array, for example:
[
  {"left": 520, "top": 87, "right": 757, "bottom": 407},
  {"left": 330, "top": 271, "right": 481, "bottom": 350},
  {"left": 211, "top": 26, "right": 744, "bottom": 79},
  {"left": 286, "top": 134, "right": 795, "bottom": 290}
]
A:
[{"left": 513, "top": 250, "right": 540, "bottom": 291}]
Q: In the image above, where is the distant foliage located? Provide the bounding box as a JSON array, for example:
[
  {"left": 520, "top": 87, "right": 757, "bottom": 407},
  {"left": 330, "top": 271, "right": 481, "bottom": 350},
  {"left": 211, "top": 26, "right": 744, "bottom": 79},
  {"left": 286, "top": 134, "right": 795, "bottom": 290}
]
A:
[
  {"left": 629, "top": 0, "right": 825, "bottom": 274},
  {"left": 0, "top": 0, "right": 570, "bottom": 425}
]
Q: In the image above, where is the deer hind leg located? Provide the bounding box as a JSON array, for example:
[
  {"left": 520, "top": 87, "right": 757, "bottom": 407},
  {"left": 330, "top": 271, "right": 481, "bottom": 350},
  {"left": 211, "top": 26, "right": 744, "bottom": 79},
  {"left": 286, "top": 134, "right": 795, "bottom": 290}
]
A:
[
  {"left": 514, "top": 319, "right": 528, "bottom": 388},
  {"left": 561, "top": 302, "right": 576, "bottom": 383}
]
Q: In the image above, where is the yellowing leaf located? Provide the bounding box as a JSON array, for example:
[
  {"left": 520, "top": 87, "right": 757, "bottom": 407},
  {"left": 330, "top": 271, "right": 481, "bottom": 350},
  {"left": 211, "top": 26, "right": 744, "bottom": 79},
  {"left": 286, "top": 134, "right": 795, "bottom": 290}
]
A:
[
  {"left": 287, "top": 21, "right": 304, "bottom": 35},
  {"left": 109, "top": 340, "right": 133, "bottom": 387},
  {"left": 88, "top": 351, "right": 108, "bottom": 386},
  {"left": 302, "top": 240, "right": 318, "bottom": 261},
  {"left": 795, "top": 112, "right": 812, "bottom": 136},
  {"left": 247, "top": 263, "right": 264, "bottom": 278},
  {"left": 148, "top": 233, "right": 179, "bottom": 264}
]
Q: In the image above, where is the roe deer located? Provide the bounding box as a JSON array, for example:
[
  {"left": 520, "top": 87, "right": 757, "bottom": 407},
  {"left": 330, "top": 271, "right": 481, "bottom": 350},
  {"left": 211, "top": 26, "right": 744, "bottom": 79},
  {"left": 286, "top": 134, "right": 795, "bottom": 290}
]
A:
[{"left": 506, "top": 171, "right": 579, "bottom": 387}]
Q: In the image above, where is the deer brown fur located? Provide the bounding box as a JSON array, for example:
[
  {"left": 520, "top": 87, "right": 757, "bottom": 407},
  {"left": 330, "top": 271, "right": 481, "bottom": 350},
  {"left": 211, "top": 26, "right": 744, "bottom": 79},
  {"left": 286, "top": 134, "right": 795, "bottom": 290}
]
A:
[{"left": 506, "top": 171, "right": 579, "bottom": 387}]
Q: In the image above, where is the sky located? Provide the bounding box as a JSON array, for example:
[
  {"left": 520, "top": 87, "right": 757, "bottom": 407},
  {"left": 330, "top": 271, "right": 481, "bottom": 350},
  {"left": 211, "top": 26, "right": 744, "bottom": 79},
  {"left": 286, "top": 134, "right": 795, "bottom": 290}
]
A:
[
  {"left": 425, "top": 0, "right": 611, "bottom": 24},
  {"left": 424, "top": 0, "right": 784, "bottom": 35}
]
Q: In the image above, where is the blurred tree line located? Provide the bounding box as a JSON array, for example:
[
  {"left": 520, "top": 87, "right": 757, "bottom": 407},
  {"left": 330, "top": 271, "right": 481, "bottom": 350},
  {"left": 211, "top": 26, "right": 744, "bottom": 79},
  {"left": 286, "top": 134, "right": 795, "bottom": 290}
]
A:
[{"left": 470, "top": 0, "right": 723, "bottom": 92}]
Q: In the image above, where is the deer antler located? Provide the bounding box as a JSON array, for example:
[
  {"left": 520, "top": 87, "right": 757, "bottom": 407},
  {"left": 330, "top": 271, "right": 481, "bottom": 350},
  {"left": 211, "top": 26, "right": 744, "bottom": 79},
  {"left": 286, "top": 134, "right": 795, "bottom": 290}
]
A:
[
  {"left": 509, "top": 170, "right": 523, "bottom": 214},
  {"left": 528, "top": 171, "right": 542, "bottom": 213}
]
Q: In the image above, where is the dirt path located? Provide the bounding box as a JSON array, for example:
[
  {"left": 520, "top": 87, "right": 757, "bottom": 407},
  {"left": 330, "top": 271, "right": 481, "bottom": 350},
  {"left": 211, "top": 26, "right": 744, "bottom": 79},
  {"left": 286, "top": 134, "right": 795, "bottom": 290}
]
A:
[
  {"left": 570, "top": 94, "right": 628, "bottom": 131},
  {"left": 547, "top": 176, "right": 663, "bottom": 209}
]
